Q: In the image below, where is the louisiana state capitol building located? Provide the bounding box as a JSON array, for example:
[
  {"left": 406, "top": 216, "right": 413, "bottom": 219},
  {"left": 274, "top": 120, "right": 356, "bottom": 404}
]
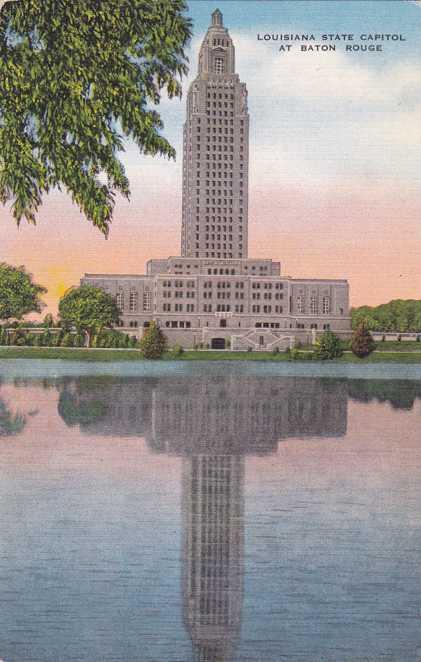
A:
[{"left": 82, "top": 10, "right": 351, "bottom": 349}]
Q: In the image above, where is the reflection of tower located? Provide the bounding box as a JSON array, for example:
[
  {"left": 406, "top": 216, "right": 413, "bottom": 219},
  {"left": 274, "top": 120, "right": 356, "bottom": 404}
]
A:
[
  {"left": 56, "top": 374, "right": 349, "bottom": 661},
  {"left": 182, "top": 454, "right": 244, "bottom": 662}
]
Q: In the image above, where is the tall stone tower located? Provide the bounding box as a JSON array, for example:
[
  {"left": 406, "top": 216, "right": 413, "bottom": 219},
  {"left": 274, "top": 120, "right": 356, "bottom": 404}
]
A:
[{"left": 181, "top": 9, "right": 249, "bottom": 260}]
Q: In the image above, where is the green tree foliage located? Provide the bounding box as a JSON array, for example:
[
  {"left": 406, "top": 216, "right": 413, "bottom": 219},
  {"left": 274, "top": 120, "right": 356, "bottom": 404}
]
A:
[
  {"left": 58, "top": 389, "right": 109, "bottom": 428},
  {"left": 139, "top": 321, "right": 167, "bottom": 359},
  {"left": 314, "top": 330, "right": 343, "bottom": 360},
  {"left": 43, "top": 313, "right": 54, "bottom": 328},
  {"left": 0, "top": 262, "right": 46, "bottom": 321},
  {"left": 0, "top": 0, "right": 191, "bottom": 234},
  {"left": 58, "top": 285, "right": 120, "bottom": 347},
  {"left": 0, "top": 399, "right": 26, "bottom": 436},
  {"left": 351, "top": 300, "right": 421, "bottom": 332},
  {"left": 351, "top": 323, "right": 376, "bottom": 358}
]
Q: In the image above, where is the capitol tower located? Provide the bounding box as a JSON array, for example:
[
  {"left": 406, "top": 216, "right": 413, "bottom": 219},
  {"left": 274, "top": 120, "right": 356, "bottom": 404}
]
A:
[
  {"left": 181, "top": 9, "right": 249, "bottom": 260},
  {"left": 82, "top": 10, "right": 351, "bottom": 349}
]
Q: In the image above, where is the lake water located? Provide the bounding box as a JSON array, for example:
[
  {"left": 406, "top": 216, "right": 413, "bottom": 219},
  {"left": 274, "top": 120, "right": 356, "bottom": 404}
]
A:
[{"left": 1, "top": 361, "right": 420, "bottom": 662}]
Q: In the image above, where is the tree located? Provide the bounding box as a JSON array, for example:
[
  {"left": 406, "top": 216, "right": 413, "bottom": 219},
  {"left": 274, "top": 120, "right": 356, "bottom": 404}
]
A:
[
  {"left": 0, "top": 0, "right": 191, "bottom": 235},
  {"left": 351, "top": 323, "right": 376, "bottom": 358},
  {"left": 314, "top": 330, "right": 343, "bottom": 360},
  {"left": 58, "top": 285, "right": 120, "bottom": 347},
  {"left": 0, "top": 398, "right": 26, "bottom": 436},
  {"left": 351, "top": 299, "right": 421, "bottom": 332},
  {"left": 43, "top": 313, "right": 54, "bottom": 328},
  {"left": 0, "top": 262, "right": 46, "bottom": 321},
  {"left": 139, "top": 321, "right": 167, "bottom": 359}
]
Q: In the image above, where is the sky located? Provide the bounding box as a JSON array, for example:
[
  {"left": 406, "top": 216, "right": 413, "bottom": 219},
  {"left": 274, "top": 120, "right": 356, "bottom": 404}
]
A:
[{"left": 1, "top": 0, "right": 421, "bottom": 313}]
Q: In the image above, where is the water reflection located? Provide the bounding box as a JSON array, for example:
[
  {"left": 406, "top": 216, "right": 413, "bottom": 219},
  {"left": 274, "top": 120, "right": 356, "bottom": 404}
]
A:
[
  {"left": 0, "top": 398, "right": 26, "bottom": 436},
  {"left": 57, "top": 376, "right": 348, "bottom": 445},
  {"left": 56, "top": 376, "right": 348, "bottom": 661},
  {"left": 1, "top": 372, "right": 420, "bottom": 661}
]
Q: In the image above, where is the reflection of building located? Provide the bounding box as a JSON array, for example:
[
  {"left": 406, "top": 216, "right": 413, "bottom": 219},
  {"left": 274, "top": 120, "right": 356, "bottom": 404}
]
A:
[
  {"left": 57, "top": 375, "right": 348, "bottom": 661},
  {"left": 182, "top": 454, "right": 244, "bottom": 662},
  {"left": 82, "top": 9, "right": 351, "bottom": 349},
  {"left": 58, "top": 376, "right": 348, "bottom": 447}
]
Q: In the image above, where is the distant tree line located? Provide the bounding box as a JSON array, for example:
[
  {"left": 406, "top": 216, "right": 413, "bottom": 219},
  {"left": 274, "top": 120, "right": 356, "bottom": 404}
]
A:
[{"left": 351, "top": 300, "right": 421, "bottom": 332}]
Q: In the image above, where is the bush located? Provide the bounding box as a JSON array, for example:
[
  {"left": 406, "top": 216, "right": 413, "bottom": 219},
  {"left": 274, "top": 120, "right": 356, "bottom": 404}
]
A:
[
  {"left": 33, "top": 333, "right": 43, "bottom": 347},
  {"left": 139, "top": 321, "right": 167, "bottom": 359},
  {"left": 129, "top": 335, "right": 138, "bottom": 348},
  {"left": 247, "top": 346, "right": 252, "bottom": 353},
  {"left": 351, "top": 323, "right": 376, "bottom": 358},
  {"left": 314, "top": 331, "right": 343, "bottom": 360},
  {"left": 60, "top": 333, "right": 74, "bottom": 347},
  {"left": 172, "top": 344, "right": 184, "bottom": 356},
  {"left": 272, "top": 346, "right": 280, "bottom": 355}
]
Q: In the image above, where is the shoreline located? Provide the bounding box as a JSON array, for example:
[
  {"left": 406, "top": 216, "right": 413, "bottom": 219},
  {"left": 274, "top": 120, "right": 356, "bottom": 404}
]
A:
[{"left": 1, "top": 346, "right": 421, "bottom": 364}]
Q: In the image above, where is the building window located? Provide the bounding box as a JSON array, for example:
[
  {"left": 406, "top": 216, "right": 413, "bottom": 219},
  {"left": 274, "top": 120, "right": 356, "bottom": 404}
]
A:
[
  {"left": 116, "top": 291, "right": 124, "bottom": 312},
  {"left": 214, "top": 57, "right": 224, "bottom": 74},
  {"left": 129, "top": 288, "right": 138, "bottom": 313},
  {"left": 310, "top": 295, "right": 317, "bottom": 315},
  {"left": 143, "top": 288, "right": 151, "bottom": 311},
  {"left": 297, "top": 295, "right": 304, "bottom": 314},
  {"left": 322, "top": 296, "right": 330, "bottom": 314}
]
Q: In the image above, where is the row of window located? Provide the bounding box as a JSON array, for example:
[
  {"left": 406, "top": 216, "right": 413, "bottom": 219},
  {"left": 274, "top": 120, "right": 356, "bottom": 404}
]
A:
[
  {"left": 116, "top": 290, "right": 151, "bottom": 313},
  {"left": 164, "top": 320, "right": 192, "bottom": 329},
  {"left": 251, "top": 305, "right": 283, "bottom": 314},
  {"left": 297, "top": 295, "right": 330, "bottom": 314},
  {"left": 162, "top": 280, "right": 195, "bottom": 288},
  {"left": 252, "top": 293, "right": 283, "bottom": 300},
  {"left": 206, "top": 91, "right": 234, "bottom": 98}
]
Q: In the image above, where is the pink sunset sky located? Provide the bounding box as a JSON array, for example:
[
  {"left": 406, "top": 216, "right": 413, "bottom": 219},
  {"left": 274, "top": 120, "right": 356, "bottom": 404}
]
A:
[{"left": 1, "top": 0, "right": 420, "bottom": 314}]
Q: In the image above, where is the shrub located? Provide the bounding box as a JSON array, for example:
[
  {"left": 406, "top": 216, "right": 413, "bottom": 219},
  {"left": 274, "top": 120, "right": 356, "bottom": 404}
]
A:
[
  {"left": 272, "top": 346, "right": 280, "bottom": 355},
  {"left": 172, "top": 344, "right": 184, "bottom": 356},
  {"left": 60, "top": 333, "right": 74, "bottom": 347},
  {"left": 129, "top": 335, "right": 138, "bottom": 348},
  {"left": 139, "top": 321, "right": 167, "bottom": 359},
  {"left": 33, "top": 333, "right": 43, "bottom": 347},
  {"left": 351, "top": 323, "right": 376, "bottom": 358},
  {"left": 247, "top": 346, "right": 252, "bottom": 353},
  {"left": 74, "top": 333, "right": 86, "bottom": 347},
  {"left": 314, "top": 331, "right": 343, "bottom": 360}
]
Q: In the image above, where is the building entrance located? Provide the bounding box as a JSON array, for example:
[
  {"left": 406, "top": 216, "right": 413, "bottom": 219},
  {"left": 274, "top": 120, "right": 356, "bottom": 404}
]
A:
[{"left": 211, "top": 338, "right": 226, "bottom": 350}]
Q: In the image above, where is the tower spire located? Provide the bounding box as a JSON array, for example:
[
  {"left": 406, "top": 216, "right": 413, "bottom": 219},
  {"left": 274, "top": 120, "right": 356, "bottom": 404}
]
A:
[{"left": 211, "top": 9, "right": 223, "bottom": 27}]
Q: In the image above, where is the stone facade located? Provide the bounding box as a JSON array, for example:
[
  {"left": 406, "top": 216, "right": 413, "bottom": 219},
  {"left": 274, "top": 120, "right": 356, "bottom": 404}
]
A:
[
  {"left": 81, "top": 10, "right": 351, "bottom": 349},
  {"left": 181, "top": 8, "right": 249, "bottom": 259}
]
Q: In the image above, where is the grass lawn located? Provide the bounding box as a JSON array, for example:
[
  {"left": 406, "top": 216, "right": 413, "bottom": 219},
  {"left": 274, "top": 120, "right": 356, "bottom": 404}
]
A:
[{"left": 1, "top": 346, "right": 421, "bottom": 363}]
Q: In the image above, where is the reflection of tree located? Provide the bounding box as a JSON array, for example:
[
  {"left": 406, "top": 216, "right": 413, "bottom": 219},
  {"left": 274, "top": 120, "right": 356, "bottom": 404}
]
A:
[
  {"left": 58, "top": 389, "right": 109, "bottom": 428},
  {"left": 347, "top": 379, "right": 421, "bottom": 410},
  {"left": 0, "top": 399, "right": 26, "bottom": 436}
]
